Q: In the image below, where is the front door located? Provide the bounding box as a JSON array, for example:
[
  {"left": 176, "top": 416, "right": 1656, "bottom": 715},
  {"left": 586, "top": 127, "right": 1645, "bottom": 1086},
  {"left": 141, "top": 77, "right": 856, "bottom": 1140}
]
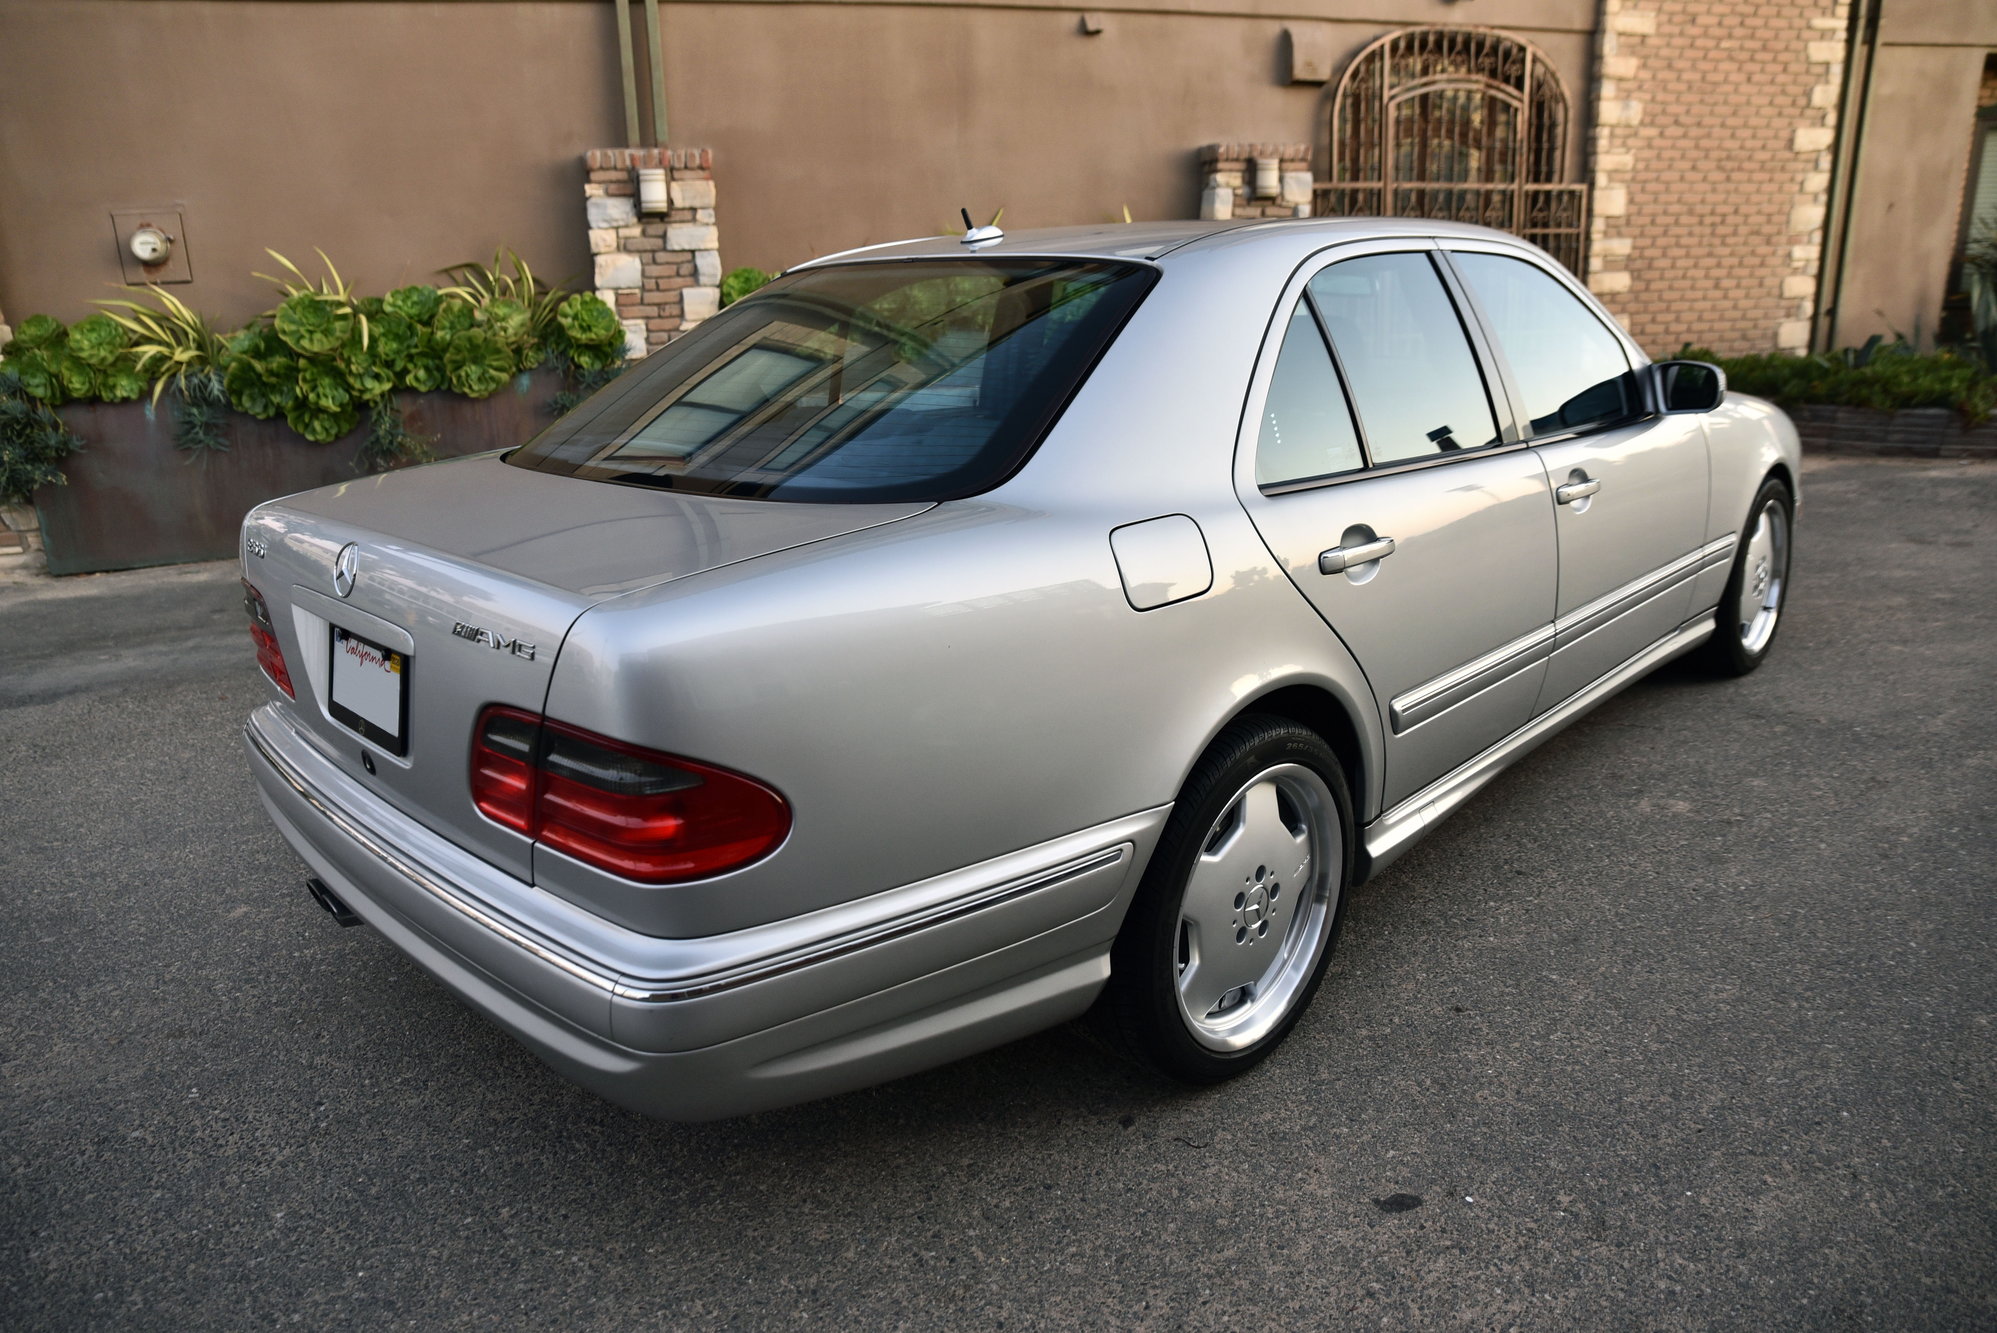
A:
[
  {"left": 1236, "top": 244, "right": 1558, "bottom": 812},
  {"left": 1443, "top": 246, "right": 1712, "bottom": 711}
]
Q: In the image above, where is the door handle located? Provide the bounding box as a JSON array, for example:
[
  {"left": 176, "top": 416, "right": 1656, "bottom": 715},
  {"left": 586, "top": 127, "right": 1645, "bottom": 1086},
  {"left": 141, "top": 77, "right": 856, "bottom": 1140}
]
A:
[
  {"left": 1318, "top": 535, "right": 1396, "bottom": 574},
  {"left": 1556, "top": 478, "right": 1602, "bottom": 505}
]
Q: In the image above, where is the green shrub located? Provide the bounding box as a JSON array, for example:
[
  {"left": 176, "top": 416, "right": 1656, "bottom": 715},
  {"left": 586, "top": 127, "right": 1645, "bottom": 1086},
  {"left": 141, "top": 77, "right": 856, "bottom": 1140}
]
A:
[
  {"left": 0, "top": 367, "right": 80, "bottom": 504},
  {"left": 720, "top": 267, "right": 773, "bottom": 307},
  {"left": 0, "top": 250, "right": 631, "bottom": 481},
  {"left": 1687, "top": 340, "right": 1997, "bottom": 425}
]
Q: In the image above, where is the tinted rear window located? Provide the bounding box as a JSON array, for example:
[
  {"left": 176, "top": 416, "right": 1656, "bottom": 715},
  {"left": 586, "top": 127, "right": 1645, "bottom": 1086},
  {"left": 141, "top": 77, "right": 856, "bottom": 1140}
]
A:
[{"left": 507, "top": 258, "right": 1154, "bottom": 502}]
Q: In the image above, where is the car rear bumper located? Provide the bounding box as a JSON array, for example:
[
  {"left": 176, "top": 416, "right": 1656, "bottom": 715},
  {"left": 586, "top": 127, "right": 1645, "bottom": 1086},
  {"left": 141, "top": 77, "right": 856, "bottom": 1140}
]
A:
[{"left": 244, "top": 705, "right": 1163, "bottom": 1120}]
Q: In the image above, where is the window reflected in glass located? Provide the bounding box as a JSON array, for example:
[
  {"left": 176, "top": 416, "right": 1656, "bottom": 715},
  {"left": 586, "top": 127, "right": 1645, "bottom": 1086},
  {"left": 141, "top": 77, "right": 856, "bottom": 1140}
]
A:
[
  {"left": 1452, "top": 252, "right": 1633, "bottom": 437},
  {"left": 1307, "top": 253, "right": 1498, "bottom": 463}
]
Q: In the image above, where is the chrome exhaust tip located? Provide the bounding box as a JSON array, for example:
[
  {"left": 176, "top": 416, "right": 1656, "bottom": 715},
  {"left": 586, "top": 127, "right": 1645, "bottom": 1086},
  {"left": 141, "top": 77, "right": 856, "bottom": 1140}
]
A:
[{"left": 306, "top": 877, "right": 365, "bottom": 928}]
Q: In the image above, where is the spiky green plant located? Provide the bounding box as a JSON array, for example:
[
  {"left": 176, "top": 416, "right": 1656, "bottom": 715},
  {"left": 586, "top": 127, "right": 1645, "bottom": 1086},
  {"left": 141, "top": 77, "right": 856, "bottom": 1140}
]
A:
[
  {"left": 96, "top": 287, "right": 231, "bottom": 406},
  {"left": 356, "top": 395, "right": 436, "bottom": 473}
]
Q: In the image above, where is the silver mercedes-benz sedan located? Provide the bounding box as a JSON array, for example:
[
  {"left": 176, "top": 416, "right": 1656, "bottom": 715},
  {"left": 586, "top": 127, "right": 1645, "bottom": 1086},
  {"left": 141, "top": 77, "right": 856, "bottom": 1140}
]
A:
[{"left": 241, "top": 219, "right": 1798, "bottom": 1120}]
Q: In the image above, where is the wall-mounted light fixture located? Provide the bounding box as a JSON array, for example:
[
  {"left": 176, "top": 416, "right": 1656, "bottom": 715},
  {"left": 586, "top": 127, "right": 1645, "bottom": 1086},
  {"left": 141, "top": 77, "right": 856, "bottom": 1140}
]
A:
[
  {"left": 636, "top": 166, "right": 670, "bottom": 214},
  {"left": 1253, "top": 158, "right": 1281, "bottom": 199}
]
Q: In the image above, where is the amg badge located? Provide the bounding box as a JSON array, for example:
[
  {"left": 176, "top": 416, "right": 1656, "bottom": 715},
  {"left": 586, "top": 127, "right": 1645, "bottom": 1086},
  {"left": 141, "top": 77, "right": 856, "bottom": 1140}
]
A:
[{"left": 452, "top": 622, "right": 537, "bottom": 660}]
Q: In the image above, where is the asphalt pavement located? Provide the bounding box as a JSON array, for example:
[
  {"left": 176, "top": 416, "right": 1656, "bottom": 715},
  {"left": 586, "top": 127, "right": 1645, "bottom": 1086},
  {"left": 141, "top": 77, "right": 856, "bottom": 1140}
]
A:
[{"left": 2, "top": 455, "right": 1992, "bottom": 1330}]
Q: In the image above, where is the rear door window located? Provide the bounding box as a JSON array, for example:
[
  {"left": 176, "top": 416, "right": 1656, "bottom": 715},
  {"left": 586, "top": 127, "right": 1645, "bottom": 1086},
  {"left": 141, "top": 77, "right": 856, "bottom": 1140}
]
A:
[
  {"left": 1306, "top": 253, "right": 1500, "bottom": 464},
  {"left": 508, "top": 258, "right": 1154, "bottom": 503},
  {"left": 1255, "top": 300, "right": 1366, "bottom": 487},
  {"left": 1451, "top": 251, "right": 1634, "bottom": 437}
]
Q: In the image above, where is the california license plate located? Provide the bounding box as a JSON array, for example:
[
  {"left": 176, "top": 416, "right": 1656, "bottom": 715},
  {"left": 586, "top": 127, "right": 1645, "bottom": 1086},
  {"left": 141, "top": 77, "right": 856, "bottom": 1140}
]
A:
[{"left": 329, "top": 627, "right": 408, "bottom": 755}]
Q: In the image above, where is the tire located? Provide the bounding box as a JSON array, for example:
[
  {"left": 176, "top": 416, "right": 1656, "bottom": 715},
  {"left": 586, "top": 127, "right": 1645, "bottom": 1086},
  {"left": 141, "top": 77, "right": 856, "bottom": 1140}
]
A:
[
  {"left": 1102, "top": 715, "right": 1354, "bottom": 1083},
  {"left": 1698, "top": 475, "right": 1793, "bottom": 677}
]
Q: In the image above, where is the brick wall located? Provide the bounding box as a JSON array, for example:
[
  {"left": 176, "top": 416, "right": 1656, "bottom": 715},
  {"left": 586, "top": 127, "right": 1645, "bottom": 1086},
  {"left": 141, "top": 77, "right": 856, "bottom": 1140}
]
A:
[
  {"left": 1198, "top": 144, "right": 1314, "bottom": 221},
  {"left": 1587, "top": 0, "right": 1849, "bottom": 356},
  {"left": 584, "top": 148, "right": 722, "bottom": 359}
]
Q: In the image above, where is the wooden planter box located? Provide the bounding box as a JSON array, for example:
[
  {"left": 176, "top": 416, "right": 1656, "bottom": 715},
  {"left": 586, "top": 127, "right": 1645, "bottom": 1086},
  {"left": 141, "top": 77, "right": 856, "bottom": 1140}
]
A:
[
  {"left": 1790, "top": 404, "right": 1997, "bottom": 458},
  {"left": 31, "top": 372, "right": 561, "bottom": 575}
]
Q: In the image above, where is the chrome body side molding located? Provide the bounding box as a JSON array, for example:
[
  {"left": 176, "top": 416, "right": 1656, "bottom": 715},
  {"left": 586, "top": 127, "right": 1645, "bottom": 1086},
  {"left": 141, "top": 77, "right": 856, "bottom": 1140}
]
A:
[
  {"left": 1386, "top": 536, "right": 1733, "bottom": 736},
  {"left": 1551, "top": 535, "right": 1736, "bottom": 651},
  {"left": 1362, "top": 611, "right": 1719, "bottom": 879},
  {"left": 1388, "top": 624, "right": 1556, "bottom": 733}
]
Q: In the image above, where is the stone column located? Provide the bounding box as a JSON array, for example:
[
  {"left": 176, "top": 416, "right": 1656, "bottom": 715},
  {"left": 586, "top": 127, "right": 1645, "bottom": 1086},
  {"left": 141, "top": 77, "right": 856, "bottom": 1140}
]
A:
[
  {"left": 583, "top": 148, "right": 723, "bottom": 360},
  {"left": 1198, "top": 144, "right": 1314, "bottom": 222}
]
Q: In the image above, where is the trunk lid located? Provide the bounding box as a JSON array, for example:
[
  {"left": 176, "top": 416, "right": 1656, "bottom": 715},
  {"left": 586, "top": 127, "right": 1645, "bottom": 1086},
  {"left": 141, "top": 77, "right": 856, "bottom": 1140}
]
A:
[{"left": 244, "top": 452, "right": 928, "bottom": 880}]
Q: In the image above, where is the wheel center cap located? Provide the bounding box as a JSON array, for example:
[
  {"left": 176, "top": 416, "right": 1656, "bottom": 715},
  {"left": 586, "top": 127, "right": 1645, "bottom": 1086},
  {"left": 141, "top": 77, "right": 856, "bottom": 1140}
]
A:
[
  {"left": 1241, "top": 885, "right": 1269, "bottom": 929},
  {"left": 1751, "top": 560, "right": 1769, "bottom": 598}
]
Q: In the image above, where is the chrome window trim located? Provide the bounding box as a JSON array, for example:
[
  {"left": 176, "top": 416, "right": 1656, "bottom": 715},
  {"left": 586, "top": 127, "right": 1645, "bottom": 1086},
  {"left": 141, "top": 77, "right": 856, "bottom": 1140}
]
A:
[
  {"left": 248, "top": 714, "right": 1131, "bottom": 1005},
  {"left": 1257, "top": 437, "right": 1536, "bottom": 496},
  {"left": 1236, "top": 237, "right": 1526, "bottom": 500}
]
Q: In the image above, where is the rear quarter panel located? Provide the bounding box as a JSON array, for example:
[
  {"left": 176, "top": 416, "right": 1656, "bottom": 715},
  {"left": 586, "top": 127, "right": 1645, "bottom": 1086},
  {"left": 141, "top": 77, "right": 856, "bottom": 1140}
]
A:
[{"left": 540, "top": 243, "right": 1388, "bottom": 938}]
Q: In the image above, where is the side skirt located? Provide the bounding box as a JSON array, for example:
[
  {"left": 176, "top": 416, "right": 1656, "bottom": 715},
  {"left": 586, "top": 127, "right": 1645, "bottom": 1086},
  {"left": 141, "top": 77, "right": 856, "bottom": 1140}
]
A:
[{"left": 1357, "top": 611, "right": 1717, "bottom": 882}]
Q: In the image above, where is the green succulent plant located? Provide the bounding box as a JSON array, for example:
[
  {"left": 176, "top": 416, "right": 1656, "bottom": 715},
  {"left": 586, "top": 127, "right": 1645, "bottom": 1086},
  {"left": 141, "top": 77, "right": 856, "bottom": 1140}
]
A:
[
  {"left": 9, "top": 350, "right": 64, "bottom": 404},
  {"left": 384, "top": 284, "right": 442, "bottom": 324},
  {"left": 284, "top": 399, "right": 358, "bottom": 444},
  {"left": 58, "top": 355, "right": 98, "bottom": 400},
  {"left": 444, "top": 330, "right": 514, "bottom": 398},
  {"left": 98, "top": 358, "right": 148, "bottom": 403},
  {"left": 369, "top": 311, "right": 420, "bottom": 367},
  {"left": 341, "top": 352, "right": 394, "bottom": 403},
  {"left": 556, "top": 293, "right": 620, "bottom": 347},
  {"left": 275, "top": 293, "right": 356, "bottom": 356},
  {"left": 402, "top": 355, "right": 446, "bottom": 394},
  {"left": 10, "top": 315, "right": 66, "bottom": 351},
  {"left": 433, "top": 298, "right": 476, "bottom": 339},
  {"left": 297, "top": 361, "right": 353, "bottom": 414},
  {"left": 65, "top": 314, "right": 132, "bottom": 368},
  {"left": 481, "top": 297, "right": 532, "bottom": 346}
]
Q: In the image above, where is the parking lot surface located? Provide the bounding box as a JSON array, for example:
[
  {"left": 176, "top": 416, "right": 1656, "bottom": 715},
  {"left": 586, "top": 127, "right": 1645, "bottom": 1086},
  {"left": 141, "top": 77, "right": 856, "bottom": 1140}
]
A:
[{"left": 2, "top": 455, "right": 1992, "bottom": 1330}]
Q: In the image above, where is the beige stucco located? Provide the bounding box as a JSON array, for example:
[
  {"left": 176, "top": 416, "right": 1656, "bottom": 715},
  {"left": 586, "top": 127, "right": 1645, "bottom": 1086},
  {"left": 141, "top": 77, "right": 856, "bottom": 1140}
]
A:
[
  {"left": 1830, "top": 30, "right": 1993, "bottom": 347},
  {"left": 0, "top": 0, "right": 1592, "bottom": 327}
]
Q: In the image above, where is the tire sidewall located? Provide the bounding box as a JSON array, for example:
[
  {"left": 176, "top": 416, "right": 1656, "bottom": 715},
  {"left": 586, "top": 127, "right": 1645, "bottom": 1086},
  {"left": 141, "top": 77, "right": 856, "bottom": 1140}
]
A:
[
  {"left": 1110, "top": 717, "right": 1355, "bottom": 1083},
  {"left": 1710, "top": 476, "right": 1794, "bottom": 675}
]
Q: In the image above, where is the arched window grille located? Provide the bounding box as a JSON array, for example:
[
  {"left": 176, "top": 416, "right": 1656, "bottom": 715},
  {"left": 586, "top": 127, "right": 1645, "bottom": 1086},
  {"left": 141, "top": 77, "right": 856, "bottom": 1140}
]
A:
[{"left": 1320, "top": 26, "right": 1589, "bottom": 273}]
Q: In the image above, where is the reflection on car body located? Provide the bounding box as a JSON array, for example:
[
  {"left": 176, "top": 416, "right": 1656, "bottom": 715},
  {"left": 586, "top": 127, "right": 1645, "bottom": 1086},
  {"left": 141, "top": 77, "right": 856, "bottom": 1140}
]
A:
[{"left": 241, "top": 219, "right": 1798, "bottom": 1119}]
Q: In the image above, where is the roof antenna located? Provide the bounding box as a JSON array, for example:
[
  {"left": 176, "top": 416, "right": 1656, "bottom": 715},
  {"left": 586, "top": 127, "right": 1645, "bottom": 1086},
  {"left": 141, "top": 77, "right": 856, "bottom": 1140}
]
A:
[{"left": 960, "top": 206, "right": 1004, "bottom": 248}]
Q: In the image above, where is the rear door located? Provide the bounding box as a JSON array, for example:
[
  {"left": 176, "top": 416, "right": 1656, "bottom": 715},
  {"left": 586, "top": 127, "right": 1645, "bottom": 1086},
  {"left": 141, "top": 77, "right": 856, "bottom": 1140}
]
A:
[
  {"left": 1441, "top": 244, "right": 1712, "bottom": 712},
  {"left": 1235, "top": 241, "right": 1558, "bottom": 812}
]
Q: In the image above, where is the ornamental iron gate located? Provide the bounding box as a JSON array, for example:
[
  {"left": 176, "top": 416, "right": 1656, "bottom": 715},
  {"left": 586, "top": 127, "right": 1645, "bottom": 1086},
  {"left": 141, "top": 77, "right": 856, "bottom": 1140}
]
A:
[{"left": 1317, "top": 26, "right": 1589, "bottom": 274}]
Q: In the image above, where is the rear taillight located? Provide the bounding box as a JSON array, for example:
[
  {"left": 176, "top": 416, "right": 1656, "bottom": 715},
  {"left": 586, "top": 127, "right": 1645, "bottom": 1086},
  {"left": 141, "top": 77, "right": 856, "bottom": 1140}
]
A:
[
  {"left": 242, "top": 580, "right": 295, "bottom": 698},
  {"left": 471, "top": 706, "right": 790, "bottom": 884}
]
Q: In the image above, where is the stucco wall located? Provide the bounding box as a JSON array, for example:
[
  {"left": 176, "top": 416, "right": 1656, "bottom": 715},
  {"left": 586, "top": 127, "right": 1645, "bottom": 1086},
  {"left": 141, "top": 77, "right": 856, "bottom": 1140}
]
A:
[
  {"left": 0, "top": 1, "right": 626, "bottom": 325},
  {"left": 0, "top": 0, "right": 1594, "bottom": 328},
  {"left": 1829, "top": 23, "right": 1992, "bottom": 348}
]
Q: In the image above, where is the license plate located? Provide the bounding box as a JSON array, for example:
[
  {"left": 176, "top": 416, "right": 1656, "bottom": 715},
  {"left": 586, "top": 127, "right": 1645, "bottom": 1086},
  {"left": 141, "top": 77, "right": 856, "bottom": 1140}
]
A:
[{"left": 329, "top": 627, "right": 408, "bottom": 755}]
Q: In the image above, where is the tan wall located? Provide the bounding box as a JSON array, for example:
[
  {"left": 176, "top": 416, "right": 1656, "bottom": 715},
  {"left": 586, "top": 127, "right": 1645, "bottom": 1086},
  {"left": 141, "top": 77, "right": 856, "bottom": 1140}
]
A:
[
  {"left": 0, "top": 0, "right": 1594, "bottom": 329},
  {"left": 661, "top": 2, "right": 1594, "bottom": 271},
  {"left": 0, "top": 2, "right": 628, "bottom": 327},
  {"left": 1831, "top": 30, "right": 1993, "bottom": 347}
]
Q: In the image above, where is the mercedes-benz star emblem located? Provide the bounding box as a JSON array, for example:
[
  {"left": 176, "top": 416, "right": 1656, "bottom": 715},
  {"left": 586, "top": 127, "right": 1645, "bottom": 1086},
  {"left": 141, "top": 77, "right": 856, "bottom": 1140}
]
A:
[{"left": 332, "top": 543, "right": 359, "bottom": 598}]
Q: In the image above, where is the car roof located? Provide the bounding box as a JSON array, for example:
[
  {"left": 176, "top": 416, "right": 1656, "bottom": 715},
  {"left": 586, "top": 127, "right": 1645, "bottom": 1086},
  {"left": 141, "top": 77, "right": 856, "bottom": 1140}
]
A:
[{"left": 789, "top": 217, "right": 1539, "bottom": 269}]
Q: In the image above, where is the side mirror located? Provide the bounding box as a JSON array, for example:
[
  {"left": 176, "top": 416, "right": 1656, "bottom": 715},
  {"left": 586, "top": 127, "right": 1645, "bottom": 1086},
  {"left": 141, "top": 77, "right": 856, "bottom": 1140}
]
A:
[{"left": 1646, "top": 360, "right": 1726, "bottom": 414}]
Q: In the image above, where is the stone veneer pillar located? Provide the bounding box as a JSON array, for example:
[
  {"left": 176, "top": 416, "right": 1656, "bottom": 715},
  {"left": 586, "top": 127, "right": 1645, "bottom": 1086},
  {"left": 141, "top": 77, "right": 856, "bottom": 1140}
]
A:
[
  {"left": 1584, "top": 0, "right": 1849, "bottom": 354},
  {"left": 583, "top": 148, "right": 723, "bottom": 359},
  {"left": 1198, "top": 144, "right": 1315, "bottom": 221}
]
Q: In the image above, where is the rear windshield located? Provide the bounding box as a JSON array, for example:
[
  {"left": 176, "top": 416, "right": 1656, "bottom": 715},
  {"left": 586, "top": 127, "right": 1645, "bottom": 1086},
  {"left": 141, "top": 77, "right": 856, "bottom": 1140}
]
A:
[{"left": 507, "top": 257, "right": 1155, "bottom": 502}]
